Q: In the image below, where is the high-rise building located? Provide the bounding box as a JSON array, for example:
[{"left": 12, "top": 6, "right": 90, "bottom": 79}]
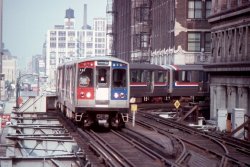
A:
[
  {"left": 45, "top": 8, "right": 107, "bottom": 89},
  {"left": 32, "top": 54, "right": 45, "bottom": 76},
  {"left": 93, "top": 18, "right": 107, "bottom": 57}
]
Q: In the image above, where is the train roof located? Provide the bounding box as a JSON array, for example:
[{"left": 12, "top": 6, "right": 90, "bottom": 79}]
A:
[
  {"left": 58, "top": 56, "right": 129, "bottom": 67},
  {"left": 130, "top": 63, "right": 166, "bottom": 70},
  {"left": 161, "top": 64, "right": 204, "bottom": 71}
]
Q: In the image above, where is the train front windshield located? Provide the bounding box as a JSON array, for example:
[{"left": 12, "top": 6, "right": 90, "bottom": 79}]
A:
[
  {"left": 79, "top": 68, "right": 93, "bottom": 87},
  {"left": 112, "top": 69, "right": 127, "bottom": 87}
]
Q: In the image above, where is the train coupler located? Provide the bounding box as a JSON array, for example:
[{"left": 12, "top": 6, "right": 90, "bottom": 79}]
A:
[
  {"left": 121, "top": 113, "right": 129, "bottom": 122},
  {"left": 75, "top": 113, "right": 83, "bottom": 122}
]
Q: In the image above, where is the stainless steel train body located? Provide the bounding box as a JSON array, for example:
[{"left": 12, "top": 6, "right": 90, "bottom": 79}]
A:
[
  {"left": 56, "top": 56, "right": 130, "bottom": 128},
  {"left": 129, "top": 63, "right": 209, "bottom": 103},
  {"left": 130, "top": 63, "right": 169, "bottom": 103},
  {"left": 162, "top": 64, "right": 209, "bottom": 101}
]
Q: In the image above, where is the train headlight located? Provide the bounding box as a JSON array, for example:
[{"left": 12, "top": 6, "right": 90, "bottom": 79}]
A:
[
  {"left": 80, "top": 92, "right": 85, "bottom": 97},
  {"left": 114, "top": 92, "right": 119, "bottom": 98},
  {"left": 86, "top": 92, "right": 91, "bottom": 98},
  {"left": 120, "top": 92, "right": 125, "bottom": 98}
]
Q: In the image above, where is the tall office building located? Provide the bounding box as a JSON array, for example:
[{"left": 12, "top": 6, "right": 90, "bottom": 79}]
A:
[
  {"left": 93, "top": 18, "right": 107, "bottom": 57},
  {"left": 45, "top": 8, "right": 107, "bottom": 89}
]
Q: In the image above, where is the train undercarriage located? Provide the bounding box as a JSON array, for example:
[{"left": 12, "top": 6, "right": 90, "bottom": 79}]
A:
[
  {"left": 57, "top": 103, "right": 128, "bottom": 129},
  {"left": 132, "top": 94, "right": 209, "bottom": 104}
]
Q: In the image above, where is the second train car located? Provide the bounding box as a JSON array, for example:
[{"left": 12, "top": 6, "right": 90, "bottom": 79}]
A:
[
  {"left": 56, "top": 56, "right": 130, "bottom": 128},
  {"left": 129, "top": 63, "right": 209, "bottom": 103}
]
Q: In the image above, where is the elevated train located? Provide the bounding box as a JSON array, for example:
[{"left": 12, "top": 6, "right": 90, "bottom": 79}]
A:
[
  {"left": 129, "top": 63, "right": 209, "bottom": 103},
  {"left": 56, "top": 56, "right": 130, "bottom": 128},
  {"left": 56, "top": 57, "right": 209, "bottom": 128}
]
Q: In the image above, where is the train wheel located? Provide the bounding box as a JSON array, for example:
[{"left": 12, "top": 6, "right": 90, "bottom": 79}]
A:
[
  {"left": 82, "top": 114, "right": 94, "bottom": 129},
  {"left": 110, "top": 114, "right": 118, "bottom": 128},
  {"left": 110, "top": 113, "right": 125, "bottom": 129}
]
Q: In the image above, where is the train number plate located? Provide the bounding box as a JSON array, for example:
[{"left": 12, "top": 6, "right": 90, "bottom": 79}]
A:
[{"left": 98, "top": 120, "right": 107, "bottom": 124}]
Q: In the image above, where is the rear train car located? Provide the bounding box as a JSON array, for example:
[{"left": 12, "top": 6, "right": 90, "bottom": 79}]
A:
[
  {"left": 162, "top": 64, "right": 209, "bottom": 102},
  {"left": 56, "top": 56, "right": 130, "bottom": 128},
  {"left": 129, "top": 63, "right": 209, "bottom": 103}
]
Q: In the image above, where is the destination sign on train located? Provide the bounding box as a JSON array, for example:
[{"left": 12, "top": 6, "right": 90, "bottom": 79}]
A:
[{"left": 97, "top": 61, "right": 109, "bottom": 65}]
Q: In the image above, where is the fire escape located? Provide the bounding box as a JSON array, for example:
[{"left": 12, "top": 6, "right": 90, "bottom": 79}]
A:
[{"left": 131, "top": 0, "right": 152, "bottom": 63}]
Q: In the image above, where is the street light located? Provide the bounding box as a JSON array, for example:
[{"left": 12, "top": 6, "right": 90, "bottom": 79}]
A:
[{"left": 15, "top": 72, "right": 38, "bottom": 108}]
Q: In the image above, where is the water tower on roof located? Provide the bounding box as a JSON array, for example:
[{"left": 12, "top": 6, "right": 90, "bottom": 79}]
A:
[{"left": 64, "top": 8, "right": 75, "bottom": 29}]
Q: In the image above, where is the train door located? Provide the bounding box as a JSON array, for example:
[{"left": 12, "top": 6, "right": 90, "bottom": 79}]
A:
[
  {"left": 96, "top": 66, "right": 110, "bottom": 105},
  {"left": 144, "top": 70, "right": 154, "bottom": 94}
]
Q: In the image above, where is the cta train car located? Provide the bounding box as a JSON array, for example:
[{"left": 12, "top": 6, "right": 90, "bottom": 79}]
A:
[
  {"left": 56, "top": 56, "right": 130, "bottom": 128},
  {"left": 129, "top": 63, "right": 209, "bottom": 103},
  {"left": 130, "top": 63, "right": 169, "bottom": 103},
  {"left": 162, "top": 64, "right": 209, "bottom": 102}
]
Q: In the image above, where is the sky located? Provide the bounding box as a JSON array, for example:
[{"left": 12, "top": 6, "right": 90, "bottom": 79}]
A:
[{"left": 3, "top": 0, "right": 107, "bottom": 69}]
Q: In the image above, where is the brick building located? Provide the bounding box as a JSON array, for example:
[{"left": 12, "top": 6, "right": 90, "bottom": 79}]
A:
[{"left": 109, "top": 0, "right": 212, "bottom": 65}]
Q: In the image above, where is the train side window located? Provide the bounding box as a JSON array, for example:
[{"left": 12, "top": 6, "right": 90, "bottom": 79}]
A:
[
  {"left": 174, "top": 71, "right": 179, "bottom": 81},
  {"left": 112, "top": 69, "right": 127, "bottom": 87},
  {"left": 181, "top": 71, "right": 185, "bottom": 81},
  {"left": 79, "top": 68, "right": 93, "bottom": 87},
  {"left": 156, "top": 71, "right": 167, "bottom": 83},
  {"left": 180, "top": 71, "right": 192, "bottom": 82},
  {"left": 138, "top": 70, "right": 143, "bottom": 82},
  {"left": 199, "top": 71, "right": 208, "bottom": 82},
  {"left": 192, "top": 71, "right": 199, "bottom": 82},
  {"left": 130, "top": 70, "right": 143, "bottom": 82},
  {"left": 143, "top": 70, "right": 151, "bottom": 82},
  {"left": 130, "top": 70, "right": 137, "bottom": 82},
  {"left": 66, "top": 68, "right": 70, "bottom": 97}
]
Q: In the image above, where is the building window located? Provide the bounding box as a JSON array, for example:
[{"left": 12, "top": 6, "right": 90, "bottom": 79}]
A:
[
  {"left": 58, "top": 31, "right": 66, "bottom": 36},
  {"left": 188, "top": 0, "right": 202, "bottom": 19},
  {"left": 50, "top": 37, "right": 56, "bottom": 41},
  {"left": 50, "top": 43, "right": 56, "bottom": 48},
  {"left": 50, "top": 58, "right": 56, "bottom": 65},
  {"left": 188, "top": 32, "right": 201, "bottom": 51},
  {"left": 68, "top": 31, "right": 75, "bottom": 36},
  {"left": 50, "top": 31, "right": 56, "bottom": 36},
  {"left": 58, "top": 43, "right": 66, "bottom": 48},
  {"left": 204, "top": 33, "right": 211, "bottom": 52},
  {"left": 50, "top": 52, "right": 56, "bottom": 58},
  {"left": 87, "top": 31, "right": 93, "bottom": 36},
  {"left": 58, "top": 37, "right": 65, "bottom": 41},
  {"left": 68, "top": 43, "right": 75, "bottom": 48},
  {"left": 206, "top": 1, "right": 212, "bottom": 18},
  {"left": 86, "top": 43, "right": 93, "bottom": 48}
]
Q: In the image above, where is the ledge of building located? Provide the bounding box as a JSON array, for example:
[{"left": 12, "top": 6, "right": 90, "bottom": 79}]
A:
[{"left": 204, "top": 62, "right": 250, "bottom": 72}]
